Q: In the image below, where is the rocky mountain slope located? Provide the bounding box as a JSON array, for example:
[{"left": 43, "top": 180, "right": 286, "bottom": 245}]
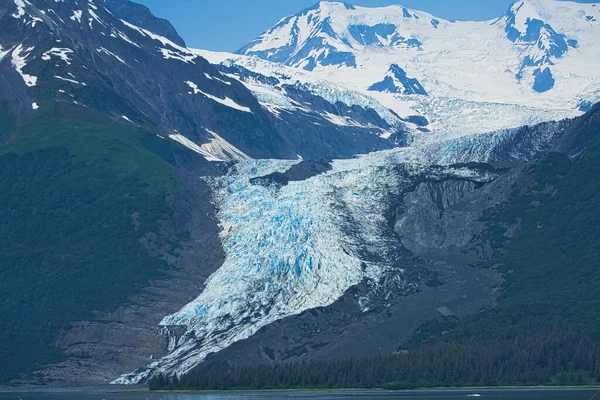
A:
[
  {"left": 0, "top": 0, "right": 243, "bottom": 384},
  {"left": 0, "top": 0, "right": 283, "bottom": 157},
  {"left": 0, "top": 0, "right": 411, "bottom": 161}
]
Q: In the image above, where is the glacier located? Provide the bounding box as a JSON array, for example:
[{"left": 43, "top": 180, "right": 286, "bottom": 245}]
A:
[{"left": 114, "top": 116, "right": 567, "bottom": 384}]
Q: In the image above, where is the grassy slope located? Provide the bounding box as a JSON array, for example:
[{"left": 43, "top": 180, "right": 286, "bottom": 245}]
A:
[{"left": 0, "top": 100, "right": 185, "bottom": 382}]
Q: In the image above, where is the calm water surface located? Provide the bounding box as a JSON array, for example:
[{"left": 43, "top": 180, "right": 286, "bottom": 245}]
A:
[{"left": 0, "top": 389, "right": 598, "bottom": 400}]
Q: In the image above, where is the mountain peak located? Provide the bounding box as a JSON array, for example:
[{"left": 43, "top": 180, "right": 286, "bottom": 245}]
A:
[
  {"left": 101, "top": 0, "right": 186, "bottom": 47},
  {"left": 310, "top": 0, "right": 356, "bottom": 10},
  {"left": 237, "top": 1, "right": 442, "bottom": 70},
  {"left": 238, "top": 0, "right": 599, "bottom": 103},
  {"left": 503, "top": 0, "right": 600, "bottom": 27}
]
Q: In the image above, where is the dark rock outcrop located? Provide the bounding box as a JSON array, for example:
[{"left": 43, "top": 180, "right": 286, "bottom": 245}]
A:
[
  {"left": 101, "top": 0, "right": 186, "bottom": 47},
  {"left": 250, "top": 159, "right": 332, "bottom": 187}
]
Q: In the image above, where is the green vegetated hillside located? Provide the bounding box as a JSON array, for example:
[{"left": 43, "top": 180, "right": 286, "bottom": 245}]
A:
[
  {"left": 0, "top": 101, "right": 185, "bottom": 383},
  {"left": 152, "top": 104, "right": 600, "bottom": 391},
  {"left": 407, "top": 105, "right": 600, "bottom": 346}
]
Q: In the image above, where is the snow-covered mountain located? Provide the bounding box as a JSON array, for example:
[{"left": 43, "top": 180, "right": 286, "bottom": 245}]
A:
[
  {"left": 194, "top": 49, "right": 415, "bottom": 141},
  {"left": 239, "top": 0, "right": 600, "bottom": 134},
  {"left": 0, "top": 0, "right": 413, "bottom": 161}
]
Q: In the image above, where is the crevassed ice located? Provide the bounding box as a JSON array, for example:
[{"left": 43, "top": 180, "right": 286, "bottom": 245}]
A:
[
  {"left": 116, "top": 141, "right": 507, "bottom": 384},
  {"left": 160, "top": 158, "right": 393, "bottom": 327},
  {"left": 413, "top": 96, "right": 579, "bottom": 138}
]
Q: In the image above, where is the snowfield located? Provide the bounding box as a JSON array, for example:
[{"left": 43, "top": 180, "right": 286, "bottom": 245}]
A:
[{"left": 237, "top": 0, "right": 599, "bottom": 135}]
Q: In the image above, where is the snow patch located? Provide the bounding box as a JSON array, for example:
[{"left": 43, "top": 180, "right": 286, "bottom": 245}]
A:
[
  {"left": 11, "top": 44, "right": 37, "bottom": 87},
  {"left": 0, "top": 45, "right": 9, "bottom": 61},
  {"left": 185, "top": 81, "right": 253, "bottom": 113},
  {"left": 88, "top": 9, "right": 105, "bottom": 28},
  {"left": 54, "top": 75, "right": 86, "bottom": 85},
  {"left": 29, "top": 16, "right": 43, "bottom": 27},
  {"left": 160, "top": 48, "right": 195, "bottom": 63},
  {"left": 204, "top": 72, "right": 232, "bottom": 85},
  {"left": 199, "top": 129, "right": 251, "bottom": 161},
  {"left": 120, "top": 19, "right": 195, "bottom": 58},
  {"left": 12, "top": 0, "right": 27, "bottom": 19},
  {"left": 96, "top": 47, "right": 127, "bottom": 65},
  {"left": 168, "top": 131, "right": 250, "bottom": 162},
  {"left": 70, "top": 10, "right": 82, "bottom": 23},
  {"left": 41, "top": 48, "right": 73, "bottom": 65}
]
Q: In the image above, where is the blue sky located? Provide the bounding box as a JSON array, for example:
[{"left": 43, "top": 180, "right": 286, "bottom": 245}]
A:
[{"left": 136, "top": 0, "right": 598, "bottom": 51}]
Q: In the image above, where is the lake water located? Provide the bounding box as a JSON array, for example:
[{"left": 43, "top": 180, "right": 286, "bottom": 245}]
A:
[{"left": 0, "top": 389, "right": 598, "bottom": 400}]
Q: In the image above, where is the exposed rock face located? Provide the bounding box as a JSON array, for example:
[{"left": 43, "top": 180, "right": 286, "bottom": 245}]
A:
[
  {"left": 250, "top": 159, "right": 333, "bottom": 187},
  {"left": 368, "top": 64, "right": 428, "bottom": 96},
  {"left": 101, "top": 0, "right": 186, "bottom": 47},
  {"left": 396, "top": 180, "right": 484, "bottom": 251},
  {"left": 394, "top": 167, "right": 520, "bottom": 263}
]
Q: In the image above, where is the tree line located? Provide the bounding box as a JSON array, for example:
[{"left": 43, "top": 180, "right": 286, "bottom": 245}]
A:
[{"left": 150, "top": 324, "right": 600, "bottom": 390}]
